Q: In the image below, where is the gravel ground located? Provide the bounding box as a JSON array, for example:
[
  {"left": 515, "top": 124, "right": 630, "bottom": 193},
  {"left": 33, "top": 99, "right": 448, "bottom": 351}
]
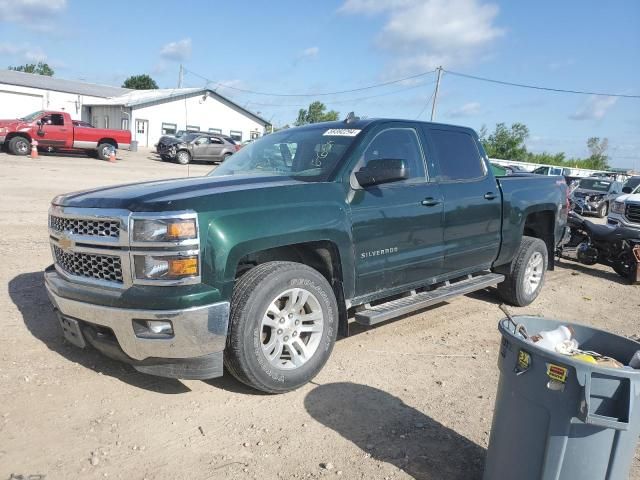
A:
[{"left": 1, "top": 149, "right": 638, "bottom": 480}]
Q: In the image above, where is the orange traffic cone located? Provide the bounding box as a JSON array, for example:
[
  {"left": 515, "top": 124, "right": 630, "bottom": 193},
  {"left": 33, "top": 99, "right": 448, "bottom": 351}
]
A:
[
  {"left": 30, "top": 140, "right": 38, "bottom": 159},
  {"left": 108, "top": 149, "right": 116, "bottom": 163}
]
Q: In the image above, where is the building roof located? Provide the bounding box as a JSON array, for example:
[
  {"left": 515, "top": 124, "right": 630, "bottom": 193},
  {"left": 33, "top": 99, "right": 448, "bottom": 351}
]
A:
[
  {"left": 85, "top": 88, "right": 271, "bottom": 126},
  {"left": 0, "top": 69, "right": 130, "bottom": 98}
]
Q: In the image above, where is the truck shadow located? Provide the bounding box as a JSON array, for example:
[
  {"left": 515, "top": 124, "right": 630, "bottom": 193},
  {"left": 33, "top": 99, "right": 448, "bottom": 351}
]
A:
[
  {"left": 554, "top": 260, "right": 629, "bottom": 285},
  {"left": 305, "top": 382, "right": 485, "bottom": 480},
  {"left": 8, "top": 271, "right": 191, "bottom": 394}
]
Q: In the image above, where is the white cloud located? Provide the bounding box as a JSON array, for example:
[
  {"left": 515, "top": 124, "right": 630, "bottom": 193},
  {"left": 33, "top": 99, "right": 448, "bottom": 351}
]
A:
[
  {"left": 0, "top": 42, "right": 47, "bottom": 62},
  {"left": 0, "top": 0, "right": 67, "bottom": 31},
  {"left": 294, "top": 46, "right": 320, "bottom": 65},
  {"left": 339, "top": 0, "right": 504, "bottom": 75},
  {"left": 448, "top": 101, "right": 481, "bottom": 118},
  {"left": 160, "top": 38, "right": 192, "bottom": 62},
  {"left": 570, "top": 95, "right": 618, "bottom": 121}
]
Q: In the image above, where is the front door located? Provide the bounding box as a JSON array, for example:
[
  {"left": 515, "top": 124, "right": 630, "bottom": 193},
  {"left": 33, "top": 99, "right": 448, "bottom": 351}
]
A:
[
  {"left": 349, "top": 124, "right": 444, "bottom": 299},
  {"left": 208, "top": 136, "right": 225, "bottom": 161},
  {"left": 135, "top": 119, "right": 149, "bottom": 147},
  {"left": 37, "top": 113, "right": 70, "bottom": 148},
  {"left": 423, "top": 126, "right": 501, "bottom": 275}
]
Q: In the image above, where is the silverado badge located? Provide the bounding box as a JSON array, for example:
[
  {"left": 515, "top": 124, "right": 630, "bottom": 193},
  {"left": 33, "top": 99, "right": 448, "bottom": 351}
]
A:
[{"left": 58, "top": 234, "right": 74, "bottom": 251}]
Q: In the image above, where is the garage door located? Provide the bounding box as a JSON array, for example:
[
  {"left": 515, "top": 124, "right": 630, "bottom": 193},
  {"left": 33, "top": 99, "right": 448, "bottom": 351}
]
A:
[{"left": 0, "top": 90, "right": 43, "bottom": 118}]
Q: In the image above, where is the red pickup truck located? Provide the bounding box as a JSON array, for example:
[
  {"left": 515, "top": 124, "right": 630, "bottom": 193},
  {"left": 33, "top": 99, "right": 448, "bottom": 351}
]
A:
[{"left": 0, "top": 110, "right": 131, "bottom": 160}]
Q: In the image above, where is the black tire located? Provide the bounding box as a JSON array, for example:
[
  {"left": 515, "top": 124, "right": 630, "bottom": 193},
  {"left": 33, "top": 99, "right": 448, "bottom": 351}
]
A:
[
  {"left": 495, "top": 236, "right": 548, "bottom": 307},
  {"left": 224, "top": 261, "right": 338, "bottom": 393},
  {"left": 222, "top": 152, "right": 233, "bottom": 162},
  {"left": 597, "top": 202, "right": 608, "bottom": 218},
  {"left": 160, "top": 154, "right": 171, "bottom": 161},
  {"left": 96, "top": 143, "right": 114, "bottom": 161},
  {"left": 176, "top": 150, "right": 191, "bottom": 165},
  {"left": 8, "top": 136, "right": 30, "bottom": 156}
]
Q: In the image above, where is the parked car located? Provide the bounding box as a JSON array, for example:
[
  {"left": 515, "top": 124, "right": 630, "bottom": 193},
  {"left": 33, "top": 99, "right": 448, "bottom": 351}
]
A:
[
  {"left": 156, "top": 130, "right": 207, "bottom": 153},
  {"left": 157, "top": 132, "right": 239, "bottom": 164},
  {"left": 570, "top": 177, "right": 624, "bottom": 217},
  {"left": 532, "top": 165, "right": 573, "bottom": 176},
  {"left": 45, "top": 118, "right": 567, "bottom": 393},
  {"left": 608, "top": 176, "right": 640, "bottom": 231},
  {"left": 0, "top": 110, "right": 131, "bottom": 160}
]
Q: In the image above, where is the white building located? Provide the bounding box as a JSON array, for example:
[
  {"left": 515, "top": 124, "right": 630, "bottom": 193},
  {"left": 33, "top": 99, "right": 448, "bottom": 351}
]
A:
[{"left": 0, "top": 70, "right": 271, "bottom": 149}]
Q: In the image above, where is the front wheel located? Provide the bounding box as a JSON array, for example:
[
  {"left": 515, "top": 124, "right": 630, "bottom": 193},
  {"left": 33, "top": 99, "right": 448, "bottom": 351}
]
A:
[
  {"left": 224, "top": 261, "right": 338, "bottom": 393},
  {"left": 96, "top": 143, "right": 114, "bottom": 161},
  {"left": 8, "top": 136, "right": 30, "bottom": 155},
  {"left": 176, "top": 150, "right": 191, "bottom": 165},
  {"left": 597, "top": 202, "right": 608, "bottom": 218},
  {"left": 496, "top": 236, "right": 548, "bottom": 307}
]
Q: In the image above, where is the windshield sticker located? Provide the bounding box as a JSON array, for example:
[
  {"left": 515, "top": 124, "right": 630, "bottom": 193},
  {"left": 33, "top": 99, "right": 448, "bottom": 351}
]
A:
[{"left": 323, "top": 129, "right": 361, "bottom": 137}]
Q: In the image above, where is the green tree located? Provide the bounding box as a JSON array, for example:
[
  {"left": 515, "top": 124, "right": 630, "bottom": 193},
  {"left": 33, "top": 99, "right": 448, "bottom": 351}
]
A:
[
  {"left": 583, "top": 137, "right": 609, "bottom": 170},
  {"left": 294, "top": 101, "right": 339, "bottom": 126},
  {"left": 8, "top": 61, "right": 54, "bottom": 76},
  {"left": 122, "top": 74, "right": 158, "bottom": 90},
  {"left": 481, "top": 122, "right": 529, "bottom": 161}
]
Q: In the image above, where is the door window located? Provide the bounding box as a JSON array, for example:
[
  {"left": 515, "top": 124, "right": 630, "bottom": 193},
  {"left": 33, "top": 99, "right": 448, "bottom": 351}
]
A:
[
  {"left": 210, "top": 136, "right": 224, "bottom": 144},
  {"left": 41, "top": 113, "right": 65, "bottom": 126},
  {"left": 429, "top": 129, "right": 486, "bottom": 181},
  {"left": 361, "top": 128, "right": 426, "bottom": 183},
  {"left": 195, "top": 136, "right": 211, "bottom": 145}
]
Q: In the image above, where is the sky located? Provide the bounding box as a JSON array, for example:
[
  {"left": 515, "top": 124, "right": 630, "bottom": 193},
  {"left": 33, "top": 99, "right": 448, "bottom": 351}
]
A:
[{"left": 0, "top": 0, "right": 638, "bottom": 169}]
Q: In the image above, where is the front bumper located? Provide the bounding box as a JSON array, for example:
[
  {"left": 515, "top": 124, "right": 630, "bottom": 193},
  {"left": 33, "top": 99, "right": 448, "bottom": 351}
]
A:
[
  {"left": 571, "top": 197, "right": 603, "bottom": 215},
  {"left": 45, "top": 268, "right": 230, "bottom": 378},
  {"left": 607, "top": 212, "right": 640, "bottom": 231}
]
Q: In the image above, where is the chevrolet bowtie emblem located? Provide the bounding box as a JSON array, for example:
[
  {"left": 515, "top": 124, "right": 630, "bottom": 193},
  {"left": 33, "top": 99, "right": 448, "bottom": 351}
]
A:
[{"left": 58, "top": 234, "right": 74, "bottom": 250}]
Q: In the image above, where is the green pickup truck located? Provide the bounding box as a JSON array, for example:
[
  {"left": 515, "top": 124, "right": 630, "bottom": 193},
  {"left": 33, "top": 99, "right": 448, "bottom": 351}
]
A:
[{"left": 45, "top": 118, "right": 568, "bottom": 393}]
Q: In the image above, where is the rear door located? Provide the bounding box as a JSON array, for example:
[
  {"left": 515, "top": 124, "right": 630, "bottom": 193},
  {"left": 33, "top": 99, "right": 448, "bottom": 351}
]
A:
[
  {"left": 349, "top": 123, "right": 444, "bottom": 297},
  {"left": 38, "top": 113, "right": 71, "bottom": 148},
  {"left": 209, "top": 136, "right": 226, "bottom": 160},
  {"left": 423, "top": 126, "right": 501, "bottom": 275}
]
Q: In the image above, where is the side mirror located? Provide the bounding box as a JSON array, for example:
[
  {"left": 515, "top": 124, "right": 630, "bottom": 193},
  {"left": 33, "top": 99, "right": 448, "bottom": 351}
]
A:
[
  {"left": 622, "top": 186, "right": 632, "bottom": 194},
  {"left": 355, "top": 158, "right": 408, "bottom": 187},
  {"left": 36, "top": 120, "right": 43, "bottom": 126}
]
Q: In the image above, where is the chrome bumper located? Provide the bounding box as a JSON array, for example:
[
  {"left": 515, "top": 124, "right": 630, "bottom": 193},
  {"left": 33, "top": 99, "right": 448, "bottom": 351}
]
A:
[{"left": 45, "top": 270, "right": 229, "bottom": 361}]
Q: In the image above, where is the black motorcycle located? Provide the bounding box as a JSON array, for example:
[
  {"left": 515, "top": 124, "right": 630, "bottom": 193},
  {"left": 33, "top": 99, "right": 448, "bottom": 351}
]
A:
[{"left": 558, "top": 211, "right": 640, "bottom": 283}]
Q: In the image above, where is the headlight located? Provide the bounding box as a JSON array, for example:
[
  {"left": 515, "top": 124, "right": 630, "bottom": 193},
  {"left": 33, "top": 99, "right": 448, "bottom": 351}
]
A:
[
  {"left": 611, "top": 201, "right": 625, "bottom": 214},
  {"left": 0, "top": 127, "right": 6, "bottom": 134},
  {"left": 132, "top": 218, "right": 197, "bottom": 242},
  {"left": 134, "top": 254, "right": 199, "bottom": 280}
]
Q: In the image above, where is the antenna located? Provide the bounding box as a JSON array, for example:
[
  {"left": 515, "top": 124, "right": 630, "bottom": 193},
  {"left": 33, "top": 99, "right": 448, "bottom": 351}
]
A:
[{"left": 344, "top": 112, "right": 359, "bottom": 124}]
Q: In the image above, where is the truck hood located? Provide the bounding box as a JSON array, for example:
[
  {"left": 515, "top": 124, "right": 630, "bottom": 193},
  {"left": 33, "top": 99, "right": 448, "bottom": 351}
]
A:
[
  {"left": 572, "top": 188, "right": 608, "bottom": 197},
  {"left": 52, "top": 175, "right": 312, "bottom": 211},
  {"left": 614, "top": 193, "right": 640, "bottom": 204},
  {"left": 0, "top": 119, "right": 27, "bottom": 130}
]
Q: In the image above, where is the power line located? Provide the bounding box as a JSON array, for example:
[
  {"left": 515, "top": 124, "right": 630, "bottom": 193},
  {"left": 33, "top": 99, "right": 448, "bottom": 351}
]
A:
[
  {"left": 415, "top": 85, "right": 437, "bottom": 120},
  {"left": 444, "top": 69, "right": 640, "bottom": 99},
  {"left": 244, "top": 81, "right": 434, "bottom": 108},
  {"left": 183, "top": 68, "right": 436, "bottom": 97}
]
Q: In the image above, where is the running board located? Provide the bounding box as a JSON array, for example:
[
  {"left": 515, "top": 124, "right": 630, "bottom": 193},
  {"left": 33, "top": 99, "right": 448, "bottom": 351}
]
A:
[{"left": 354, "top": 273, "right": 505, "bottom": 326}]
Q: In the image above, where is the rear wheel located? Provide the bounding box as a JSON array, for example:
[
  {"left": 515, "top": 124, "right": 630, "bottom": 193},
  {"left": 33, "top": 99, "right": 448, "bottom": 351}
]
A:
[
  {"left": 224, "top": 261, "right": 338, "bottom": 393},
  {"left": 496, "top": 236, "right": 548, "bottom": 306},
  {"left": 176, "top": 150, "right": 191, "bottom": 165},
  {"left": 8, "top": 136, "right": 30, "bottom": 155},
  {"left": 96, "top": 143, "right": 114, "bottom": 161},
  {"left": 222, "top": 152, "right": 233, "bottom": 162}
]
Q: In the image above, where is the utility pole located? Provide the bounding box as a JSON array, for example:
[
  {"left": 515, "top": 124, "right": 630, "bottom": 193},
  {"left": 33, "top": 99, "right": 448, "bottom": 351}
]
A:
[
  {"left": 430, "top": 66, "right": 443, "bottom": 122},
  {"left": 178, "top": 64, "right": 184, "bottom": 88}
]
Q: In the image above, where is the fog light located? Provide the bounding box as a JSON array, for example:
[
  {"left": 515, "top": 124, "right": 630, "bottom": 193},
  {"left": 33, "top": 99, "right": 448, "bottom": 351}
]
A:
[{"left": 133, "top": 319, "right": 174, "bottom": 338}]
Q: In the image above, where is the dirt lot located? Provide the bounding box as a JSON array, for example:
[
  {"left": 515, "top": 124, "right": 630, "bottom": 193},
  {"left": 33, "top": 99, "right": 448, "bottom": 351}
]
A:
[{"left": 1, "top": 149, "right": 638, "bottom": 480}]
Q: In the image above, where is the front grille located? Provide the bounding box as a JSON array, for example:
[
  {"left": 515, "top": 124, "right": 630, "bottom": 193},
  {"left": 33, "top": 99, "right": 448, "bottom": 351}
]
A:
[
  {"left": 49, "top": 215, "right": 120, "bottom": 238},
  {"left": 53, "top": 245, "right": 123, "bottom": 283},
  {"left": 627, "top": 204, "right": 640, "bottom": 224}
]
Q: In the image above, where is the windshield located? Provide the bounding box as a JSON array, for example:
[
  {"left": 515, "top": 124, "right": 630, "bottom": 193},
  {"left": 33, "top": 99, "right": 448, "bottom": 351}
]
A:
[
  {"left": 180, "top": 133, "right": 200, "bottom": 142},
  {"left": 624, "top": 177, "right": 640, "bottom": 193},
  {"left": 578, "top": 178, "right": 611, "bottom": 192},
  {"left": 209, "top": 126, "right": 360, "bottom": 181},
  {"left": 19, "top": 110, "right": 44, "bottom": 122}
]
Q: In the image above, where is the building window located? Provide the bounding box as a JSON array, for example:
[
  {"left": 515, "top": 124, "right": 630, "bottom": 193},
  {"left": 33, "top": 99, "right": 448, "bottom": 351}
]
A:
[
  {"left": 162, "top": 122, "right": 177, "bottom": 135},
  {"left": 186, "top": 125, "right": 200, "bottom": 132},
  {"left": 209, "top": 128, "right": 222, "bottom": 134},
  {"left": 104, "top": 116, "right": 109, "bottom": 129},
  {"left": 230, "top": 130, "right": 242, "bottom": 142},
  {"left": 121, "top": 117, "right": 129, "bottom": 130},
  {"left": 250, "top": 130, "right": 260, "bottom": 140}
]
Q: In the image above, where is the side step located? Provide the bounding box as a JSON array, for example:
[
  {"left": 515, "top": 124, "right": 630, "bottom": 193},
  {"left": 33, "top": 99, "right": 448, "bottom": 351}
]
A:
[{"left": 354, "top": 272, "right": 505, "bottom": 326}]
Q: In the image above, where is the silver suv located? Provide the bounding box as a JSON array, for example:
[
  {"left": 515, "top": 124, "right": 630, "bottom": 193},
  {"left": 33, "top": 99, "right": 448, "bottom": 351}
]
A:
[
  {"left": 158, "top": 133, "right": 239, "bottom": 165},
  {"left": 608, "top": 176, "right": 640, "bottom": 230}
]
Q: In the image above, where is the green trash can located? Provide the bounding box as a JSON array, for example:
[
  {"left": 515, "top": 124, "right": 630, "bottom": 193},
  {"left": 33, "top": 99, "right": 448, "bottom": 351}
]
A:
[{"left": 484, "top": 316, "right": 640, "bottom": 480}]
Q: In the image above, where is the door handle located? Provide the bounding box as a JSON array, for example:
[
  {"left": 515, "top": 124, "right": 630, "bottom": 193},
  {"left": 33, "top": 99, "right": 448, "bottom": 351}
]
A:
[
  {"left": 421, "top": 197, "right": 441, "bottom": 207},
  {"left": 484, "top": 192, "right": 497, "bottom": 200}
]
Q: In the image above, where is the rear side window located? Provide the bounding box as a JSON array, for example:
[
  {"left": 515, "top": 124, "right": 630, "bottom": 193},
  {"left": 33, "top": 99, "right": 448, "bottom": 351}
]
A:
[{"left": 429, "top": 129, "right": 485, "bottom": 181}]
